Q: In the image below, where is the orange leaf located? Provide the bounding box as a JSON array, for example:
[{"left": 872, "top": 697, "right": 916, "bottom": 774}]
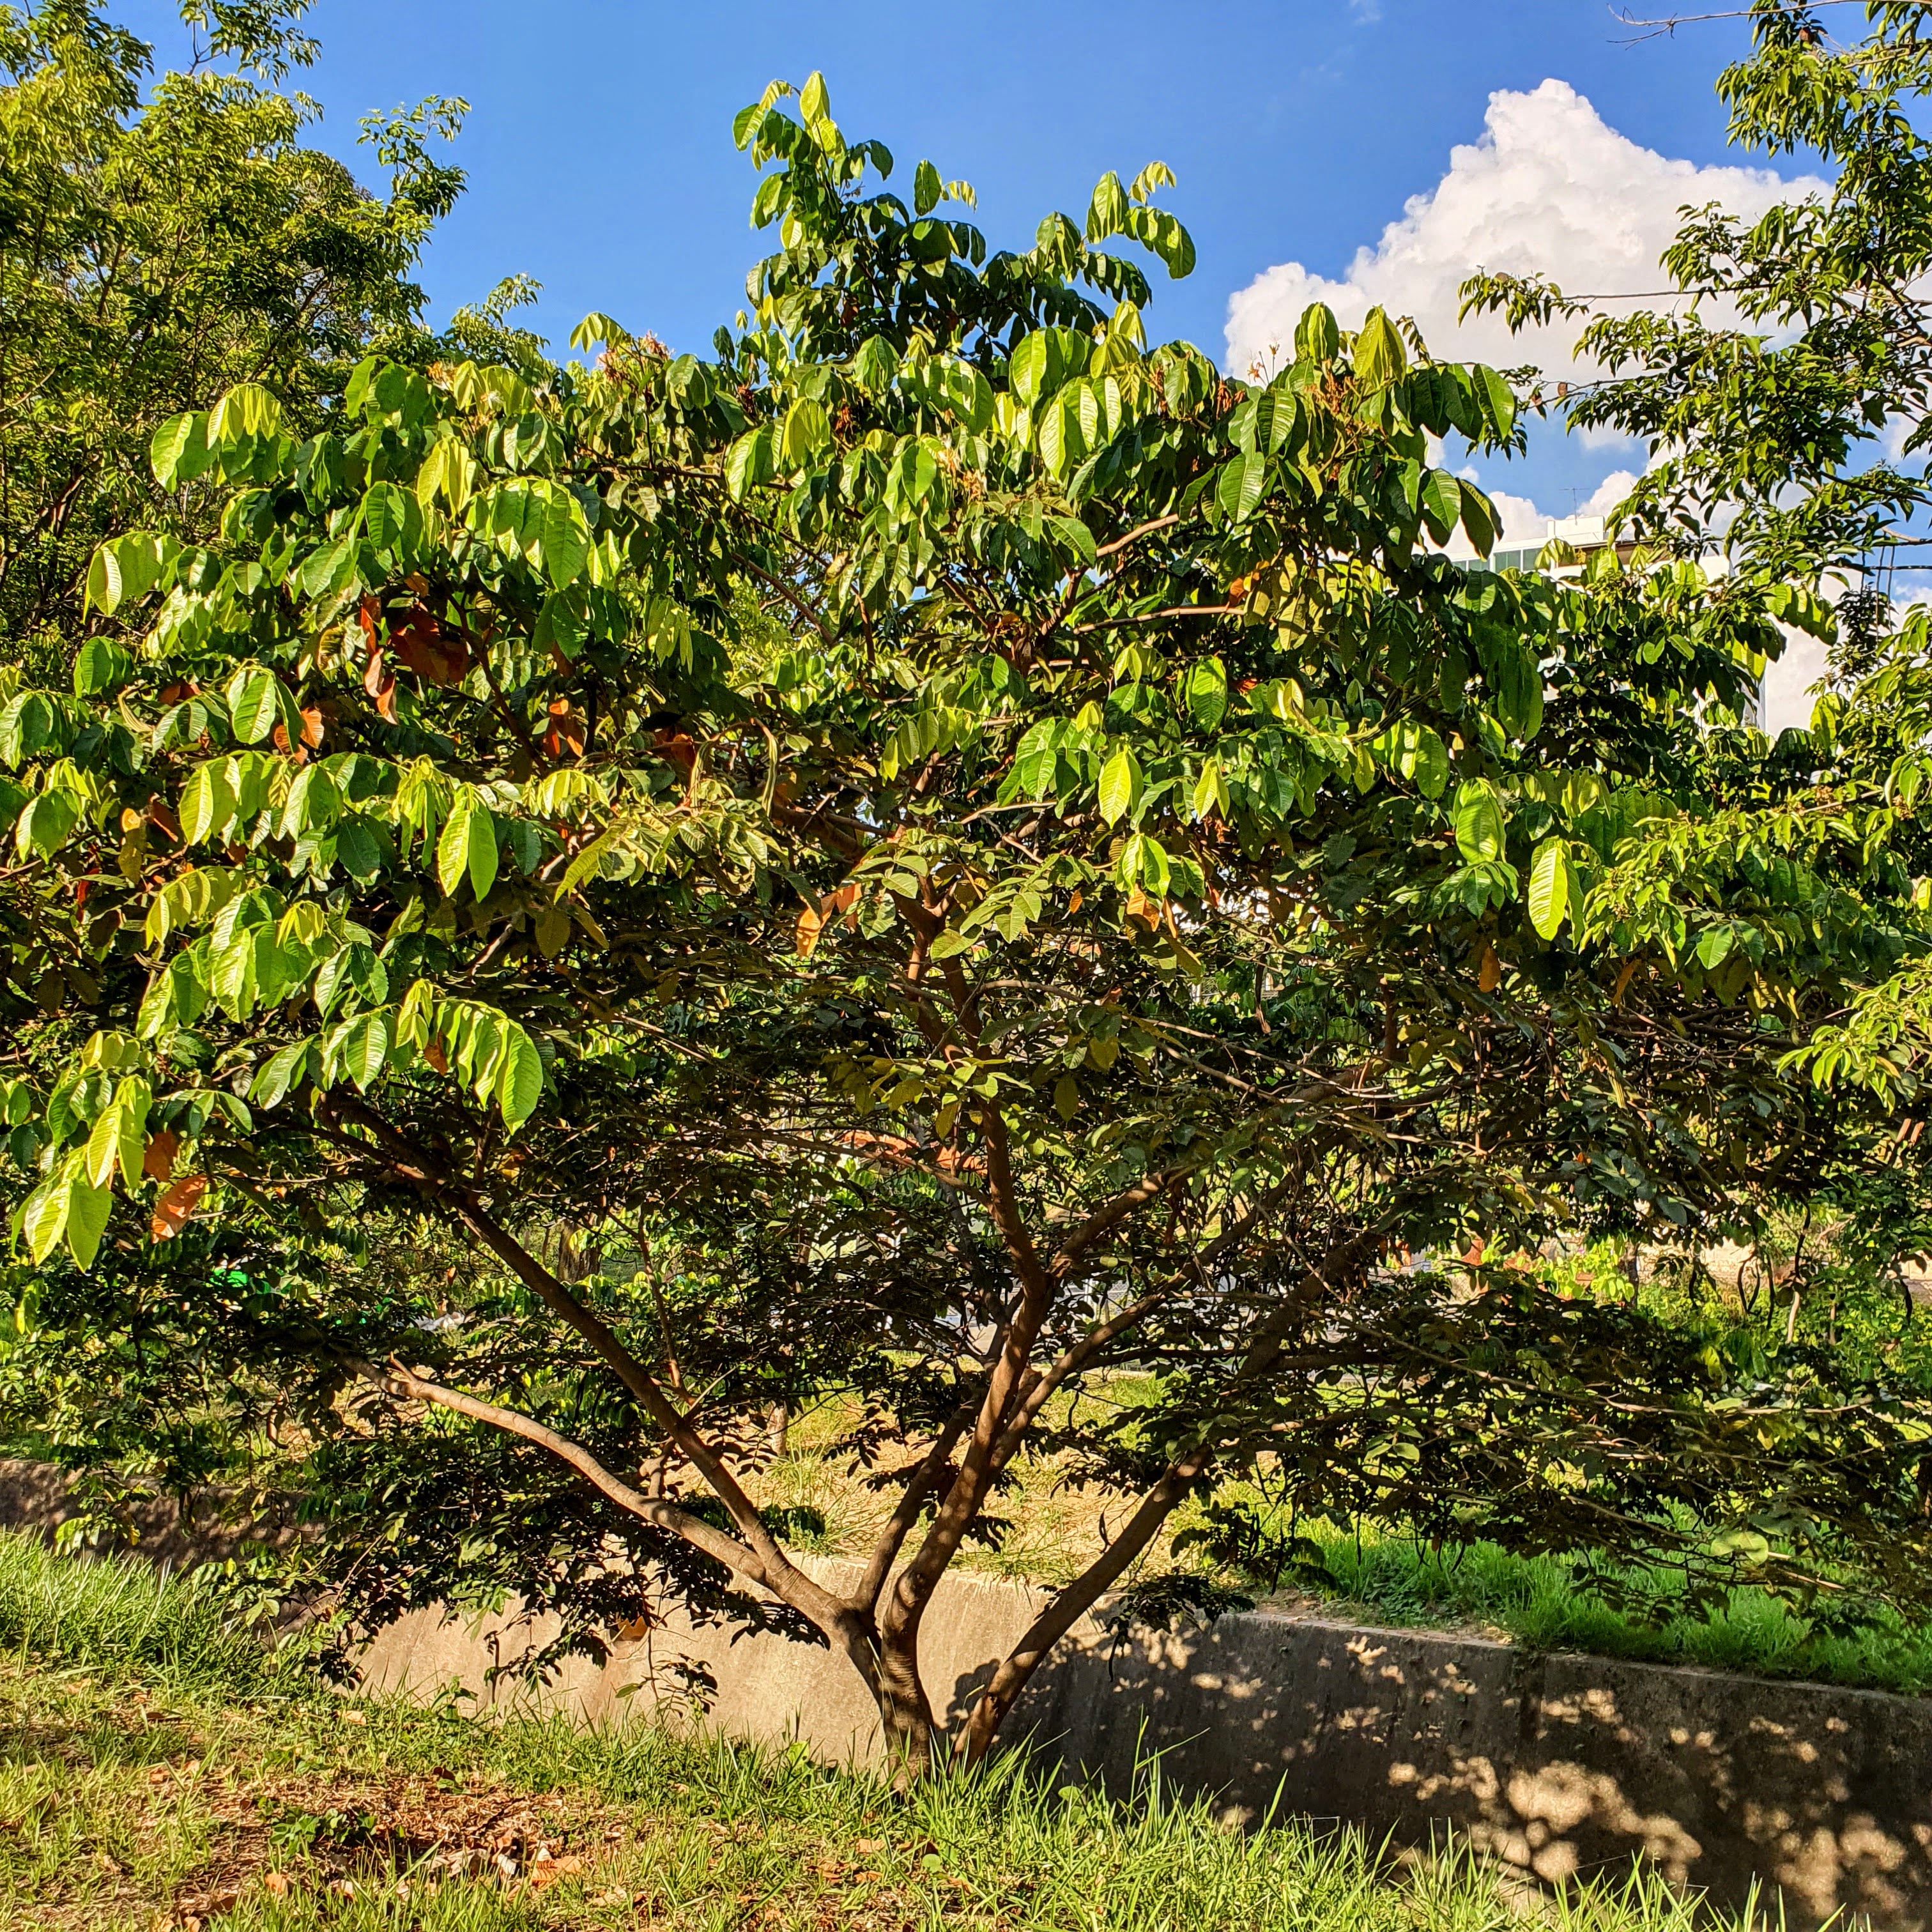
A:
[
  {"left": 1613, "top": 958, "right": 1639, "bottom": 1006},
  {"left": 391, "top": 604, "right": 467, "bottom": 686},
  {"left": 544, "top": 699, "right": 586, "bottom": 759},
  {"left": 795, "top": 903, "right": 824, "bottom": 957},
  {"left": 424, "top": 1039, "right": 448, "bottom": 1075},
  {"left": 150, "top": 1174, "right": 206, "bottom": 1241},
  {"left": 300, "top": 705, "right": 325, "bottom": 749},
  {"left": 142, "top": 1129, "right": 180, "bottom": 1182},
  {"left": 1478, "top": 947, "right": 1501, "bottom": 993},
  {"left": 146, "top": 797, "right": 180, "bottom": 842},
  {"left": 653, "top": 730, "right": 696, "bottom": 779}
]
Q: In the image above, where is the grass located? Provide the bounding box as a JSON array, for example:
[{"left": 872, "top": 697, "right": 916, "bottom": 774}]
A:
[
  {"left": 1277, "top": 1522, "right": 1932, "bottom": 1696},
  {"left": 0, "top": 1530, "right": 1794, "bottom": 1932}
]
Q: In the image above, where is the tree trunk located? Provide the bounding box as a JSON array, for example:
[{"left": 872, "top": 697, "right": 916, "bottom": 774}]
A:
[{"left": 873, "top": 1635, "right": 939, "bottom": 1786}]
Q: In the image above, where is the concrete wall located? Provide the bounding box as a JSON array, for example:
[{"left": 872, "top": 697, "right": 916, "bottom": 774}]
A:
[
  {"left": 0, "top": 1457, "right": 305, "bottom": 1571},
  {"left": 360, "top": 1555, "right": 1932, "bottom": 1931}
]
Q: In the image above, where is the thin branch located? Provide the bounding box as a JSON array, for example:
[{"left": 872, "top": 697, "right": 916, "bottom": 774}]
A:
[
  {"left": 1608, "top": 0, "right": 1917, "bottom": 43},
  {"left": 349, "top": 1358, "right": 773, "bottom": 1588},
  {"left": 854, "top": 1402, "right": 976, "bottom": 1616}
]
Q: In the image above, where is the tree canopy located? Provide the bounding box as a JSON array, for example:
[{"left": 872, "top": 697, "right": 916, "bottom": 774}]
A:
[{"left": 5, "top": 4, "right": 1932, "bottom": 1775}]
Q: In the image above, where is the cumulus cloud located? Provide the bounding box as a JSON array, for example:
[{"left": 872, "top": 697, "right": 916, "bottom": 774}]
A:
[
  {"left": 1448, "top": 464, "right": 1642, "bottom": 553},
  {"left": 1223, "top": 79, "right": 1819, "bottom": 387}
]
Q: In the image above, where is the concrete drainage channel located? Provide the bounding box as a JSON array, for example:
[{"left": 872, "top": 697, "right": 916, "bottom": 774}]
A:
[{"left": 5, "top": 1466, "right": 1928, "bottom": 1931}]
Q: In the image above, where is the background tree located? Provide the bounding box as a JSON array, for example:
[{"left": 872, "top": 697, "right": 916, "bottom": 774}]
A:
[
  {"left": 5, "top": 42, "right": 1932, "bottom": 1781},
  {"left": 1461, "top": 0, "right": 1932, "bottom": 1306},
  {"left": 0, "top": 0, "right": 466, "bottom": 675}
]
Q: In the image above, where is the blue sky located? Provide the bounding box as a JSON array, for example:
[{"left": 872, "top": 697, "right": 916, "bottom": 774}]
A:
[{"left": 130, "top": 0, "right": 1787, "bottom": 518}]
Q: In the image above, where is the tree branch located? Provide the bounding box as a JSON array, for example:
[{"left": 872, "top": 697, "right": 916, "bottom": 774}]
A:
[
  {"left": 958, "top": 1444, "right": 1213, "bottom": 1763},
  {"left": 348, "top": 1358, "right": 772, "bottom": 1588}
]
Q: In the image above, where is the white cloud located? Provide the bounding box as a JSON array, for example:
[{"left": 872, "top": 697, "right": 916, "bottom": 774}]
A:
[{"left": 1223, "top": 79, "right": 1820, "bottom": 383}]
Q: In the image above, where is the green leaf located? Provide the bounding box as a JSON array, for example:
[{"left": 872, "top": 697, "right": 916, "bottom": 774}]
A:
[
  {"left": 1475, "top": 365, "right": 1517, "bottom": 441},
  {"left": 15, "top": 790, "right": 79, "bottom": 859},
  {"left": 299, "top": 534, "right": 359, "bottom": 600},
  {"left": 1527, "top": 839, "right": 1572, "bottom": 940},
  {"left": 1192, "top": 757, "right": 1229, "bottom": 822},
  {"left": 914, "top": 158, "right": 942, "bottom": 216},
  {"left": 226, "top": 666, "right": 280, "bottom": 745},
  {"left": 540, "top": 493, "right": 590, "bottom": 588},
  {"left": 463, "top": 806, "right": 498, "bottom": 903},
  {"left": 1453, "top": 780, "right": 1507, "bottom": 863},
  {"left": 1098, "top": 746, "right": 1140, "bottom": 827},
  {"left": 1494, "top": 644, "right": 1544, "bottom": 742},
  {"left": 1216, "top": 452, "right": 1266, "bottom": 524},
  {"left": 150, "top": 411, "right": 211, "bottom": 488},
  {"left": 208, "top": 381, "right": 282, "bottom": 446},
  {"left": 335, "top": 818, "right": 382, "bottom": 882},
  {"left": 1007, "top": 327, "right": 1086, "bottom": 407},
  {"left": 73, "top": 637, "right": 130, "bottom": 697},
  {"left": 85, "top": 1081, "right": 147, "bottom": 1191},
  {"left": 1184, "top": 659, "right": 1228, "bottom": 732},
  {"left": 85, "top": 533, "right": 171, "bottom": 615},
  {"left": 496, "top": 1022, "right": 544, "bottom": 1130},
  {"left": 851, "top": 337, "right": 899, "bottom": 397},
  {"left": 1697, "top": 925, "right": 1735, "bottom": 969},
  {"left": 210, "top": 930, "right": 260, "bottom": 1020},
  {"left": 178, "top": 763, "right": 237, "bottom": 846},
  {"left": 361, "top": 480, "right": 411, "bottom": 550},
  {"left": 1457, "top": 480, "right": 1498, "bottom": 558},
  {"left": 782, "top": 397, "right": 832, "bottom": 467},
  {"left": 726, "top": 427, "right": 775, "bottom": 500},
  {"left": 336, "top": 1013, "right": 387, "bottom": 1092},
  {"left": 942, "top": 360, "right": 994, "bottom": 434},
  {"left": 63, "top": 1172, "right": 111, "bottom": 1271},
  {"left": 1354, "top": 307, "right": 1407, "bottom": 388},
  {"left": 22, "top": 1174, "right": 68, "bottom": 1268},
  {"left": 249, "top": 1038, "right": 317, "bottom": 1110},
  {"left": 433, "top": 802, "right": 498, "bottom": 903},
  {"left": 1294, "top": 303, "right": 1339, "bottom": 364},
  {"left": 437, "top": 806, "right": 474, "bottom": 898},
  {"left": 1420, "top": 468, "right": 1462, "bottom": 544},
  {"left": 280, "top": 764, "right": 342, "bottom": 839}
]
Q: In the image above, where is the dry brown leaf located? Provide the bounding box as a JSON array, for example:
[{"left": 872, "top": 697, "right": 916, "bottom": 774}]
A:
[
  {"left": 150, "top": 1174, "right": 206, "bottom": 1241},
  {"left": 263, "top": 1872, "right": 291, "bottom": 1898},
  {"left": 1478, "top": 946, "right": 1501, "bottom": 993},
  {"left": 142, "top": 1128, "right": 180, "bottom": 1182}
]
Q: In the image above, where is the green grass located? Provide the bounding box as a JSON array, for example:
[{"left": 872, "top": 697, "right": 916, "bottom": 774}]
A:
[
  {"left": 1274, "top": 1520, "right": 1932, "bottom": 1695},
  {"left": 0, "top": 1528, "right": 1802, "bottom": 1932},
  {"left": 0, "top": 1529, "right": 302, "bottom": 1696}
]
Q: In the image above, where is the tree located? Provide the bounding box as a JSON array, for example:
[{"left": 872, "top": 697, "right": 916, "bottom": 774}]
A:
[
  {"left": 6, "top": 59, "right": 1932, "bottom": 1779},
  {"left": 0, "top": 0, "right": 466, "bottom": 673}
]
